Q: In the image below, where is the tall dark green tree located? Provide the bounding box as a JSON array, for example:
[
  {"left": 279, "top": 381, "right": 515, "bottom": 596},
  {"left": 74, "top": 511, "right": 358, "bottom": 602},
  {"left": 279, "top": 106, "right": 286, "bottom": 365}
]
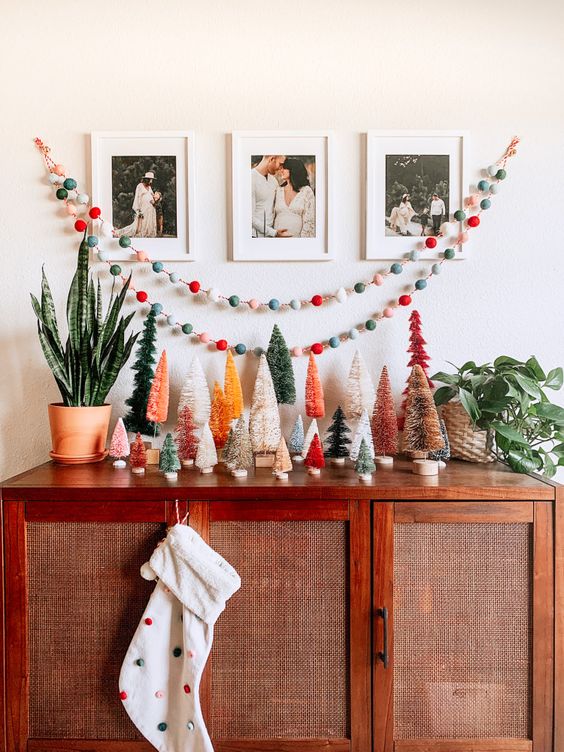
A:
[
  {"left": 324, "top": 405, "right": 351, "bottom": 458},
  {"left": 124, "top": 309, "right": 160, "bottom": 435},
  {"left": 266, "top": 324, "right": 296, "bottom": 404}
]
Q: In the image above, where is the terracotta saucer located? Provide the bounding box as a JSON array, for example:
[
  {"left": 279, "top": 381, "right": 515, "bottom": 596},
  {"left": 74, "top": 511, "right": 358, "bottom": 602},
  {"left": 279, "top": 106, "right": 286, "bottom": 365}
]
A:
[{"left": 49, "top": 450, "right": 109, "bottom": 465}]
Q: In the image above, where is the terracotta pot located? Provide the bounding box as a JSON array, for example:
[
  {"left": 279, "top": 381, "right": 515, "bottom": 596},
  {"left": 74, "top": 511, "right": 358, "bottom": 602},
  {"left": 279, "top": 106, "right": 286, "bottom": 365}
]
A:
[{"left": 48, "top": 403, "right": 112, "bottom": 464}]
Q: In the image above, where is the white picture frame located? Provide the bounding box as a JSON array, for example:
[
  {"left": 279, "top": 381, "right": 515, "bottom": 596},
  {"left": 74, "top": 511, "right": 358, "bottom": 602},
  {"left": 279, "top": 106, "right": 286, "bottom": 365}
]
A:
[
  {"left": 366, "top": 130, "right": 469, "bottom": 260},
  {"left": 231, "top": 131, "right": 333, "bottom": 262},
  {"left": 91, "top": 131, "right": 196, "bottom": 261}
]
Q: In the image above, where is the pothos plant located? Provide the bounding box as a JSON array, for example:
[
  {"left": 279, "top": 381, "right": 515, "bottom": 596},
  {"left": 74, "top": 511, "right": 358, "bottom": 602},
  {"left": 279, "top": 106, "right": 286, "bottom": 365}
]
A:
[
  {"left": 432, "top": 356, "right": 564, "bottom": 477},
  {"left": 31, "top": 235, "right": 139, "bottom": 406}
]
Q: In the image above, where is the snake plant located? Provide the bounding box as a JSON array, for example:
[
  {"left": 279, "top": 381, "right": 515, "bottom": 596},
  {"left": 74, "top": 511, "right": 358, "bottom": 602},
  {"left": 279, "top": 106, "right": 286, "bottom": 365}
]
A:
[{"left": 31, "top": 235, "right": 139, "bottom": 406}]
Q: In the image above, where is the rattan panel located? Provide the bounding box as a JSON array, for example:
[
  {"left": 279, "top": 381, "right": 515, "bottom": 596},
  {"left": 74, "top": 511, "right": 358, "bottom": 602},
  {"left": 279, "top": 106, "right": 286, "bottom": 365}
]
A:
[
  {"left": 28, "top": 522, "right": 164, "bottom": 739},
  {"left": 394, "top": 522, "right": 531, "bottom": 739},
  {"left": 209, "top": 520, "right": 349, "bottom": 738}
]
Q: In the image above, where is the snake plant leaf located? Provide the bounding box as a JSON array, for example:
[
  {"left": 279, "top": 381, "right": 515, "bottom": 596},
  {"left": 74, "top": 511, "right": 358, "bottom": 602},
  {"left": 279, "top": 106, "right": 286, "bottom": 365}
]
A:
[
  {"left": 95, "top": 319, "right": 126, "bottom": 404},
  {"left": 88, "top": 278, "right": 96, "bottom": 334},
  {"left": 40, "top": 266, "right": 62, "bottom": 352},
  {"left": 37, "top": 322, "right": 72, "bottom": 399},
  {"left": 102, "top": 310, "right": 136, "bottom": 362}
]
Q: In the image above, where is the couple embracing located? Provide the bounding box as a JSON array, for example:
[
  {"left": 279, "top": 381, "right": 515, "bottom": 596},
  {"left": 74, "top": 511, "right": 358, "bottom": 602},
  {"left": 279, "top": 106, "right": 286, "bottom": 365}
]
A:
[{"left": 252, "top": 155, "right": 315, "bottom": 238}]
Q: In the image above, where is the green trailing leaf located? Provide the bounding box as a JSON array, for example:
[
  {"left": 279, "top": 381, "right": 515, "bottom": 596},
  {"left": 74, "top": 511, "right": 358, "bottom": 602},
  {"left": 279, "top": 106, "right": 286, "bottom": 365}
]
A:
[
  {"left": 431, "top": 371, "right": 459, "bottom": 385},
  {"left": 459, "top": 388, "right": 480, "bottom": 424},
  {"left": 506, "top": 449, "right": 542, "bottom": 474},
  {"left": 526, "top": 356, "right": 546, "bottom": 381},
  {"left": 545, "top": 367, "right": 563, "bottom": 390},
  {"left": 494, "top": 355, "right": 521, "bottom": 368},
  {"left": 513, "top": 372, "right": 543, "bottom": 400},
  {"left": 491, "top": 421, "right": 528, "bottom": 446},
  {"left": 433, "top": 386, "right": 457, "bottom": 406},
  {"left": 535, "top": 402, "right": 564, "bottom": 426}
]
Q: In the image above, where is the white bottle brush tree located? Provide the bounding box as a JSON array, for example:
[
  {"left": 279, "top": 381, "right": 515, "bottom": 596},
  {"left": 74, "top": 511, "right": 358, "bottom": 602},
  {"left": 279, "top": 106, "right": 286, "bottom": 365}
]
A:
[
  {"left": 249, "top": 354, "right": 281, "bottom": 454},
  {"left": 195, "top": 422, "right": 218, "bottom": 474},
  {"left": 178, "top": 356, "right": 211, "bottom": 429},
  {"left": 350, "top": 409, "right": 375, "bottom": 461},
  {"left": 345, "top": 350, "right": 375, "bottom": 420}
]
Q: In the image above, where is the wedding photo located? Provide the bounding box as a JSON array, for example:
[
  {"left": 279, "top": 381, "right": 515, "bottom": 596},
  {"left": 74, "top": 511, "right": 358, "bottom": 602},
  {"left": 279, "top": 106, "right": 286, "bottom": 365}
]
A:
[
  {"left": 111, "top": 155, "right": 177, "bottom": 239},
  {"left": 385, "top": 154, "right": 450, "bottom": 237},
  {"left": 250, "top": 154, "right": 316, "bottom": 239}
]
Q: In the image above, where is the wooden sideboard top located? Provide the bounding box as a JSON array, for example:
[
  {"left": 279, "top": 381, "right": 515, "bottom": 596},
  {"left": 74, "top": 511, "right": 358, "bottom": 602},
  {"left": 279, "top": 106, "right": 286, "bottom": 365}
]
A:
[{"left": 0, "top": 457, "right": 557, "bottom": 501}]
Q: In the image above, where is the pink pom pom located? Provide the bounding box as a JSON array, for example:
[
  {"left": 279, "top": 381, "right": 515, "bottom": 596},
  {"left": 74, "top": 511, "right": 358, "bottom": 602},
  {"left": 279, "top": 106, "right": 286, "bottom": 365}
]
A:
[
  {"left": 136, "top": 251, "right": 148, "bottom": 262},
  {"left": 457, "top": 232, "right": 469, "bottom": 244},
  {"left": 66, "top": 203, "right": 77, "bottom": 216},
  {"left": 292, "top": 346, "right": 303, "bottom": 358},
  {"left": 54, "top": 164, "right": 66, "bottom": 176},
  {"left": 467, "top": 194, "right": 480, "bottom": 207},
  {"left": 373, "top": 273, "right": 384, "bottom": 286},
  {"left": 383, "top": 307, "right": 394, "bottom": 318},
  {"left": 248, "top": 298, "right": 259, "bottom": 309},
  {"left": 199, "top": 332, "right": 210, "bottom": 344}
]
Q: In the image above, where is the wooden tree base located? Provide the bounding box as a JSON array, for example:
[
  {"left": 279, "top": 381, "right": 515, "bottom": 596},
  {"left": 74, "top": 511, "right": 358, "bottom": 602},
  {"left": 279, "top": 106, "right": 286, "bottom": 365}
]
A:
[
  {"left": 358, "top": 473, "right": 372, "bottom": 482},
  {"left": 146, "top": 448, "right": 160, "bottom": 465},
  {"left": 131, "top": 467, "right": 145, "bottom": 475},
  {"left": 307, "top": 467, "right": 321, "bottom": 476},
  {"left": 113, "top": 460, "right": 126, "bottom": 469},
  {"left": 275, "top": 472, "right": 289, "bottom": 480},
  {"left": 164, "top": 471, "right": 178, "bottom": 481},
  {"left": 181, "top": 459, "right": 194, "bottom": 468},
  {"left": 412, "top": 459, "right": 439, "bottom": 476},
  {"left": 232, "top": 469, "right": 248, "bottom": 478},
  {"left": 331, "top": 457, "right": 346, "bottom": 465},
  {"left": 375, "top": 456, "right": 394, "bottom": 466},
  {"left": 200, "top": 466, "right": 214, "bottom": 474}
]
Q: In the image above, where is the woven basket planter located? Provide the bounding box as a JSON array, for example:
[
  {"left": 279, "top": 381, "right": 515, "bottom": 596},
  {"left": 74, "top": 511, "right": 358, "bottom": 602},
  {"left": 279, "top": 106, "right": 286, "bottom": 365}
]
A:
[{"left": 441, "top": 401, "right": 495, "bottom": 463}]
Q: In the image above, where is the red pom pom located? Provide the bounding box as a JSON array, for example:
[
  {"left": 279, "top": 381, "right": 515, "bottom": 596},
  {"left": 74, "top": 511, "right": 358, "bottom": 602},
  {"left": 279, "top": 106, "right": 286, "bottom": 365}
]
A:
[
  {"left": 136, "top": 291, "right": 148, "bottom": 303},
  {"left": 89, "top": 207, "right": 101, "bottom": 219},
  {"left": 467, "top": 215, "right": 480, "bottom": 227},
  {"left": 398, "top": 295, "right": 412, "bottom": 306},
  {"left": 189, "top": 281, "right": 200, "bottom": 294},
  {"left": 74, "top": 219, "right": 87, "bottom": 232},
  {"left": 120, "top": 691, "right": 128, "bottom": 701},
  {"left": 311, "top": 342, "right": 323, "bottom": 355},
  {"left": 216, "top": 339, "right": 228, "bottom": 351},
  {"left": 425, "top": 237, "right": 437, "bottom": 248},
  {"left": 144, "top": 617, "right": 153, "bottom": 626},
  {"left": 311, "top": 295, "right": 323, "bottom": 307}
]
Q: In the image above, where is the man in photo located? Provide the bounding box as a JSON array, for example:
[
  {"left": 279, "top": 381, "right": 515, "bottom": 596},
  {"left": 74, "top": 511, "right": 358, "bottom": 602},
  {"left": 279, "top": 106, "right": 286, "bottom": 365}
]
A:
[
  {"left": 430, "top": 192, "right": 446, "bottom": 236},
  {"left": 252, "top": 155, "right": 289, "bottom": 237}
]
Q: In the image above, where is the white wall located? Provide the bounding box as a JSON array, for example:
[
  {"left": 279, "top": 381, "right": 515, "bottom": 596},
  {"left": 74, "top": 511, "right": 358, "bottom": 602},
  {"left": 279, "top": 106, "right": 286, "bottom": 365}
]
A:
[{"left": 1, "top": 0, "right": 563, "bottom": 481}]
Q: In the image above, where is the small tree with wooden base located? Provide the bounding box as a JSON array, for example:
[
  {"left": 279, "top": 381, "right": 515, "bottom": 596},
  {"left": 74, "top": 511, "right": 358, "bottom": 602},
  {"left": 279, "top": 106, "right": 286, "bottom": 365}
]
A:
[
  {"left": 403, "top": 364, "right": 444, "bottom": 475},
  {"left": 195, "top": 423, "right": 218, "bottom": 474},
  {"left": 178, "top": 356, "right": 211, "bottom": 429},
  {"left": 209, "top": 381, "right": 230, "bottom": 450},
  {"left": 302, "top": 418, "right": 319, "bottom": 459},
  {"left": 305, "top": 352, "right": 325, "bottom": 418},
  {"left": 266, "top": 324, "right": 296, "bottom": 405},
  {"left": 289, "top": 415, "right": 305, "bottom": 461},
  {"left": 130, "top": 433, "right": 147, "bottom": 475},
  {"left": 355, "top": 437, "right": 376, "bottom": 482},
  {"left": 429, "top": 418, "right": 450, "bottom": 468},
  {"left": 398, "top": 310, "right": 434, "bottom": 429},
  {"left": 273, "top": 437, "right": 293, "bottom": 480},
  {"left": 350, "top": 409, "right": 375, "bottom": 462},
  {"left": 175, "top": 405, "right": 198, "bottom": 468},
  {"left": 304, "top": 433, "right": 325, "bottom": 475},
  {"left": 229, "top": 416, "right": 254, "bottom": 477},
  {"left": 324, "top": 406, "right": 351, "bottom": 464},
  {"left": 159, "top": 432, "right": 180, "bottom": 481},
  {"left": 124, "top": 309, "right": 159, "bottom": 436},
  {"left": 145, "top": 350, "right": 169, "bottom": 463},
  {"left": 224, "top": 350, "right": 244, "bottom": 422},
  {"left": 371, "top": 365, "right": 398, "bottom": 466},
  {"left": 345, "top": 350, "right": 375, "bottom": 420},
  {"left": 249, "top": 354, "right": 281, "bottom": 466},
  {"left": 109, "top": 418, "right": 130, "bottom": 469}
]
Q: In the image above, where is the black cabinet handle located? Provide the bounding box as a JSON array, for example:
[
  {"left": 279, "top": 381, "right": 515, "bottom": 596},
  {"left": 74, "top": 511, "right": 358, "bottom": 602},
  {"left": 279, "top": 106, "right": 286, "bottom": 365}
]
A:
[{"left": 377, "top": 607, "right": 389, "bottom": 668}]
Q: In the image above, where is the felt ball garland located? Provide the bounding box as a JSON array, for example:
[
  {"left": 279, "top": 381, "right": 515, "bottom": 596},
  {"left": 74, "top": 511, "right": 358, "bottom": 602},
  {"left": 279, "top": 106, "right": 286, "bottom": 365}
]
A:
[{"left": 34, "top": 136, "right": 519, "bottom": 357}]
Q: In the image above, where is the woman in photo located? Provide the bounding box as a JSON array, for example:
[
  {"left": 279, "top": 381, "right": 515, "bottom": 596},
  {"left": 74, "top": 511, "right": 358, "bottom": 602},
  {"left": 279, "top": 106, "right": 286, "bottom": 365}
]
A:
[
  {"left": 115, "top": 172, "right": 158, "bottom": 238},
  {"left": 273, "top": 158, "right": 316, "bottom": 238},
  {"left": 389, "top": 193, "right": 415, "bottom": 236}
]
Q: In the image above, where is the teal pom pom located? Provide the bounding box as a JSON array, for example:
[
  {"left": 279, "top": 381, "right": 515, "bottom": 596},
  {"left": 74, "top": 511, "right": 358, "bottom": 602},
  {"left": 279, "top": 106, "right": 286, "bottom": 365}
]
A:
[
  {"left": 290, "top": 299, "right": 301, "bottom": 310},
  {"left": 480, "top": 199, "right": 491, "bottom": 210},
  {"left": 431, "top": 263, "right": 442, "bottom": 275},
  {"left": 477, "top": 180, "right": 490, "bottom": 192},
  {"left": 56, "top": 188, "right": 68, "bottom": 200},
  {"left": 119, "top": 236, "right": 131, "bottom": 248},
  {"left": 152, "top": 303, "right": 163, "bottom": 315},
  {"left": 182, "top": 323, "right": 193, "bottom": 335},
  {"left": 229, "top": 295, "right": 240, "bottom": 307},
  {"left": 354, "top": 282, "right": 366, "bottom": 294},
  {"left": 415, "top": 279, "right": 427, "bottom": 290},
  {"left": 152, "top": 261, "right": 164, "bottom": 273},
  {"left": 453, "top": 209, "right": 466, "bottom": 221},
  {"left": 235, "top": 343, "right": 247, "bottom": 355},
  {"left": 253, "top": 346, "right": 264, "bottom": 357},
  {"left": 87, "top": 235, "right": 98, "bottom": 248},
  {"left": 349, "top": 327, "right": 360, "bottom": 339},
  {"left": 443, "top": 248, "right": 456, "bottom": 259},
  {"left": 409, "top": 250, "right": 420, "bottom": 261},
  {"left": 390, "top": 263, "right": 403, "bottom": 274},
  {"left": 169, "top": 272, "right": 180, "bottom": 283},
  {"left": 268, "top": 298, "right": 280, "bottom": 310},
  {"left": 329, "top": 336, "right": 340, "bottom": 348},
  {"left": 63, "top": 178, "right": 77, "bottom": 190},
  {"left": 109, "top": 264, "right": 121, "bottom": 276},
  {"left": 365, "top": 319, "right": 377, "bottom": 331},
  {"left": 496, "top": 168, "right": 507, "bottom": 180}
]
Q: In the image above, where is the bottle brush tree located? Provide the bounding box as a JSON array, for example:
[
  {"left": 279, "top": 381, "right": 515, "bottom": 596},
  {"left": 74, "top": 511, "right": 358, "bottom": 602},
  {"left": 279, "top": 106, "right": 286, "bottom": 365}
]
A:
[
  {"left": 305, "top": 352, "right": 325, "bottom": 418},
  {"left": 304, "top": 433, "right": 325, "bottom": 471},
  {"left": 345, "top": 350, "right": 375, "bottom": 420},
  {"left": 350, "top": 409, "right": 375, "bottom": 461},
  {"left": 175, "top": 405, "right": 199, "bottom": 465},
  {"left": 403, "top": 364, "right": 444, "bottom": 455},
  {"left": 109, "top": 418, "right": 130, "bottom": 465},
  {"left": 159, "top": 432, "right": 181, "bottom": 475},
  {"left": 429, "top": 418, "right": 451, "bottom": 463},
  {"left": 129, "top": 432, "right": 147, "bottom": 472},
  {"left": 324, "top": 406, "right": 351, "bottom": 459},
  {"left": 289, "top": 414, "right": 304, "bottom": 455},
  {"left": 302, "top": 418, "right": 319, "bottom": 458},
  {"left": 371, "top": 366, "right": 398, "bottom": 457},
  {"left": 249, "top": 354, "right": 281, "bottom": 453},
  {"left": 273, "top": 437, "right": 293, "bottom": 475},
  {"left": 178, "top": 356, "right": 211, "bottom": 428},
  {"left": 355, "top": 437, "right": 376, "bottom": 477},
  {"left": 399, "top": 310, "right": 434, "bottom": 429},
  {"left": 229, "top": 416, "right": 254, "bottom": 472},
  {"left": 195, "top": 423, "right": 218, "bottom": 472},
  {"left": 209, "top": 381, "right": 230, "bottom": 449},
  {"left": 266, "top": 324, "right": 296, "bottom": 404},
  {"left": 124, "top": 309, "right": 159, "bottom": 435},
  {"left": 146, "top": 351, "right": 169, "bottom": 430},
  {"left": 224, "top": 349, "right": 244, "bottom": 421}
]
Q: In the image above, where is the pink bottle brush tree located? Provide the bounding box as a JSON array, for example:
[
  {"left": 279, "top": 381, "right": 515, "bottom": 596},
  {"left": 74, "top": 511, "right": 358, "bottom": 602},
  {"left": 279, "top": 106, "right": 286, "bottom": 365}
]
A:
[{"left": 109, "top": 418, "right": 130, "bottom": 468}]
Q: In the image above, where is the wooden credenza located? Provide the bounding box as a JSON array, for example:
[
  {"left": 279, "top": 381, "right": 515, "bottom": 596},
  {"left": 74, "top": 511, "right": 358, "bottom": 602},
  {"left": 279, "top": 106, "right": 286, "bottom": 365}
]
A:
[{"left": 1, "top": 458, "right": 562, "bottom": 752}]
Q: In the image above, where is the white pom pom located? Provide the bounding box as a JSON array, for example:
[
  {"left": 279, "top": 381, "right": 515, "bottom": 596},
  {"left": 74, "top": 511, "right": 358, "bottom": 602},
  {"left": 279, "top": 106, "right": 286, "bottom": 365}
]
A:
[
  {"left": 140, "top": 562, "right": 157, "bottom": 581},
  {"left": 207, "top": 287, "right": 221, "bottom": 302},
  {"left": 440, "top": 221, "right": 454, "bottom": 237},
  {"left": 100, "top": 221, "right": 114, "bottom": 238},
  {"left": 76, "top": 193, "right": 90, "bottom": 205},
  {"left": 336, "top": 287, "right": 347, "bottom": 303}
]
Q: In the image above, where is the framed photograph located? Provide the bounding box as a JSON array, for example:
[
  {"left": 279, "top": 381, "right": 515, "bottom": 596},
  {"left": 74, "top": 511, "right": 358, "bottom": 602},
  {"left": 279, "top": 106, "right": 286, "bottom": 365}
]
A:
[
  {"left": 366, "top": 131, "right": 469, "bottom": 259},
  {"left": 91, "top": 131, "right": 195, "bottom": 261},
  {"left": 232, "top": 131, "right": 333, "bottom": 261}
]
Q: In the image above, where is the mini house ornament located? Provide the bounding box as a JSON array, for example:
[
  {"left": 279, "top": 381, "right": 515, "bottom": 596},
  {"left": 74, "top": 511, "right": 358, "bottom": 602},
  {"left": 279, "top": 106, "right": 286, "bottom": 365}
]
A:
[
  {"left": 109, "top": 418, "right": 130, "bottom": 468},
  {"left": 130, "top": 432, "right": 147, "bottom": 474},
  {"left": 178, "top": 356, "right": 211, "bottom": 429},
  {"left": 195, "top": 423, "right": 218, "bottom": 474}
]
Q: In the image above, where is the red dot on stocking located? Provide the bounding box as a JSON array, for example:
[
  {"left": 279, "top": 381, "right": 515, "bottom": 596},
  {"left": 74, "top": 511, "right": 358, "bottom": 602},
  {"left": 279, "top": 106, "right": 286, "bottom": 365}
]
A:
[
  {"left": 155, "top": 690, "right": 164, "bottom": 699},
  {"left": 184, "top": 684, "right": 191, "bottom": 694},
  {"left": 144, "top": 617, "right": 153, "bottom": 626},
  {"left": 425, "top": 237, "right": 437, "bottom": 248},
  {"left": 188, "top": 649, "right": 196, "bottom": 658},
  {"left": 120, "top": 691, "right": 127, "bottom": 701}
]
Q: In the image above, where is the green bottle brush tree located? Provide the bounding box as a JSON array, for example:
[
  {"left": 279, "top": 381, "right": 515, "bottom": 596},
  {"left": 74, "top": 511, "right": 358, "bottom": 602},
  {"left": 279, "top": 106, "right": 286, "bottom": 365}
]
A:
[{"left": 433, "top": 356, "right": 564, "bottom": 477}]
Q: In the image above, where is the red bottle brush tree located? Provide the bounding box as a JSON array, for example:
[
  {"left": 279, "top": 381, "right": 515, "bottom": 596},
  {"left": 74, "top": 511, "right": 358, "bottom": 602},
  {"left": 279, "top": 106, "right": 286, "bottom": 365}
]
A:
[
  {"left": 398, "top": 310, "right": 434, "bottom": 429},
  {"left": 304, "top": 433, "right": 325, "bottom": 470},
  {"left": 305, "top": 352, "right": 325, "bottom": 418},
  {"left": 130, "top": 432, "right": 148, "bottom": 472},
  {"left": 371, "top": 366, "right": 398, "bottom": 457},
  {"left": 175, "top": 405, "right": 199, "bottom": 464}
]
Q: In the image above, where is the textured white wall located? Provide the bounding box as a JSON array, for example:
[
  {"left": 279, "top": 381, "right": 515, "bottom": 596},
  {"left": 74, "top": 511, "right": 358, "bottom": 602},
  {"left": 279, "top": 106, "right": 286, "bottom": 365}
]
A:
[{"left": 1, "top": 0, "right": 563, "bottom": 481}]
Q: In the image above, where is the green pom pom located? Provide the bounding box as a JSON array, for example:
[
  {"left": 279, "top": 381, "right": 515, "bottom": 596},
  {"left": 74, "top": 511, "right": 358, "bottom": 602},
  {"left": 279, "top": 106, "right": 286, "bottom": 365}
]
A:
[
  {"left": 235, "top": 343, "right": 246, "bottom": 355},
  {"left": 135, "top": 658, "right": 144, "bottom": 667},
  {"left": 63, "top": 178, "right": 77, "bottom": 190},
  {"left": 182, "top": 323, "right": 193, "bottom": 335},
  {"left": 477, "top": 179, "right": 490, "bottom": 192},
  {"left": 443, "top": 248, "right": 455, "bottom": 260},
  {"left": 110, "top": 264, "right": 121, "bottom": 276},
  {"left": 365, "top": 319, "right": 376, "bottom": 331},
  {"left": 56, "top": 188, "right": 68, "bottom": 200},
  {"left": 152, "top": 261, "right": 164, "bottom": 273},
  {"left": 354, "top": 282, "right": 365, "bottom": 294},
  {"left": 480, "top": 198, "right": 491, "bottom": 210},
  {"left": 119, "top": 235, "right": 131, "bottom": 248},
  {"left": 496, "top": 168, "right": 507, "bottom": 180},
  {"left": 454, "top": 209, "right": 466, "bottom": 221},
  {"left": 390, "top": 263, "right": 403, "bottom": 274},
  {"left": 229, "top": 295, "right": 240, "bottom": 307}
]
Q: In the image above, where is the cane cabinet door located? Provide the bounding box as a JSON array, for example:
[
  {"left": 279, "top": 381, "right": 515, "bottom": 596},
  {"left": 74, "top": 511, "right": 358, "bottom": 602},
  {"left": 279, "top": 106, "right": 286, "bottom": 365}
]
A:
[
  {"left": 189, "top": 498, "right": 372, "bottom": 752},
  {"left": 372, "top": 501, "right": 554, "bottom": 752}
]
